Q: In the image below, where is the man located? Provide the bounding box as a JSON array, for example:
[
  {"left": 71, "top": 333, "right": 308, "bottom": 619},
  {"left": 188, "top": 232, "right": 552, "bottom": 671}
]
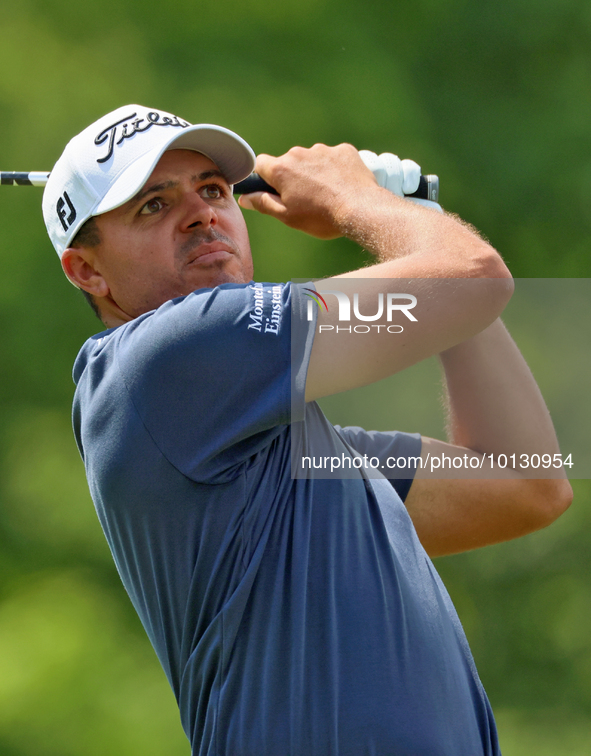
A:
[{"left": 43, "top": 104, "right": 571, "bottom": 755}]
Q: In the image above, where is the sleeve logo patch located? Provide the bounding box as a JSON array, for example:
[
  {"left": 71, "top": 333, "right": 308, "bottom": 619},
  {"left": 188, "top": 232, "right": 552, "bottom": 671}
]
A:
[{"left": 248, "top": 283, "right": 284, "bottom": 335}]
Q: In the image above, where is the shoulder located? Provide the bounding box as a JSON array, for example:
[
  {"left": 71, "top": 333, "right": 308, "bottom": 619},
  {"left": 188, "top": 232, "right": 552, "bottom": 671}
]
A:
[{"left": 74, "top": 282, "right": 304, "bottom": 382}]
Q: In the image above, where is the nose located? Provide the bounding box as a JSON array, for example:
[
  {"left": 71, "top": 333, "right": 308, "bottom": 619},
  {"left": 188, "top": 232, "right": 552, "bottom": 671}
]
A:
[{"left": 179, "top": 191, "right": 218, "bottom": 233}]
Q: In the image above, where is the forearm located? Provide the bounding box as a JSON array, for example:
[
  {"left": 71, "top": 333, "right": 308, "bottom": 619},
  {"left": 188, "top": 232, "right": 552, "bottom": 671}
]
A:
[
  {"left": 335, "top": 193, "right": 508, "bottom": 280},
  {"left": 307, "top": 202, "right": 514, "bottom": 400}
]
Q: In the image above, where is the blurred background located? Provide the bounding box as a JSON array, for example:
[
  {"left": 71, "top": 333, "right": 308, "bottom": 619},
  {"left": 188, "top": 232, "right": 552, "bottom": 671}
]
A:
[{"left": 0, "top": 0, "right": 590, "bottom": 753}]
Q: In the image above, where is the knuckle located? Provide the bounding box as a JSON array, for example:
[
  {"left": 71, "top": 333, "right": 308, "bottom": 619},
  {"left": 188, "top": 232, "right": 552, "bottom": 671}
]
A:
[
  {"left": 341, "top": 143, "right": 359, "bottom": 157},
  {"left": 287, "top": 146, "right": 305, "bottom": 158}
]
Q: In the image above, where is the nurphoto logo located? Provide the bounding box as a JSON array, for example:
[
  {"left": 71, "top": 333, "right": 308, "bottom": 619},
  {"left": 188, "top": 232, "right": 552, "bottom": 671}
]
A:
[{"left": 304, "top": 288, "right": 418, "bottom": 334}]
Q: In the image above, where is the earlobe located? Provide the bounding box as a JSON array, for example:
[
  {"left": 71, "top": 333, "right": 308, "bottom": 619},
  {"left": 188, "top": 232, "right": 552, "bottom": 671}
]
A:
[{"left": 61, "top": 248, "right": 109, "bottom": 297}]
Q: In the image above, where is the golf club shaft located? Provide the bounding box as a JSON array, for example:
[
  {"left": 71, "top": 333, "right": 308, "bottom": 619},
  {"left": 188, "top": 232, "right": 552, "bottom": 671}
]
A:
[
  {"left": 1, "top": 172, "right": 50, "bottom": 186},
  {"left": 1, "top": 171, "right": 439, "bottom": 202}
]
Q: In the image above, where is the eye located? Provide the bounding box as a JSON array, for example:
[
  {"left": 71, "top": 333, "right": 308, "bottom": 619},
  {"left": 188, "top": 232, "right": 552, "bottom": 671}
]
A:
[
  {"left": 200, "top": 184, "right": 225, "bottom": 200},
  {"left": 139, "top": 197, "right": 165, "bottom": 215}
]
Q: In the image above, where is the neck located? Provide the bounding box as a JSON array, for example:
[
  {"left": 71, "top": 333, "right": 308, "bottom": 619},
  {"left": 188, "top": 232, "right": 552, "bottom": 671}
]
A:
[{"left": 98, "top": 294, "right": 135, "bottom": 329}]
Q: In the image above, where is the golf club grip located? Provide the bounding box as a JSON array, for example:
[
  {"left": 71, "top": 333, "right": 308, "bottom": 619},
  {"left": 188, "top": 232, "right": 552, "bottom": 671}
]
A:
[{"left": 234, "top": 173, "right": 439, "bottom": 201}]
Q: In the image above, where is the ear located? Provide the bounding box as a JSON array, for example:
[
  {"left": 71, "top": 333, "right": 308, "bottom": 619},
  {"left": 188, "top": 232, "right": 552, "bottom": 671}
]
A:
[{"left": 61, "top": 247, "right": 110, "bottom": 297}]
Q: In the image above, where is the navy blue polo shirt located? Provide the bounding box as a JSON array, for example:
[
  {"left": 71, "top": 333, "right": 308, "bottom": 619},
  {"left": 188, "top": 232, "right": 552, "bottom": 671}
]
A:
[{"left": 72, "top": 282, "right": 499, "bottom": 756}]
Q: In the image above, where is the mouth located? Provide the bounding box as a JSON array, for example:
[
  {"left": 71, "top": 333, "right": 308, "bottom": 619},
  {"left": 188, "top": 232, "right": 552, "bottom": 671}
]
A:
[{"left": 187, "top": 242, "right": 234, "bottom": 266}]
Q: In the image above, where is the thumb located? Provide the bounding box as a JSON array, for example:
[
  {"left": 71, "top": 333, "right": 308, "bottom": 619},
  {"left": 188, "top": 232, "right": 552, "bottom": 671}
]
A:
[{"left": 238, "top": 191, "right": 287, "bottom": 218}]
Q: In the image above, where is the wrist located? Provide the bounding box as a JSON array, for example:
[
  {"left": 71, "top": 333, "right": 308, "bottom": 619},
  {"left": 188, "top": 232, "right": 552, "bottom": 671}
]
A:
[{"left": 333, "top": 189, "right": 427, "bottom": 253}]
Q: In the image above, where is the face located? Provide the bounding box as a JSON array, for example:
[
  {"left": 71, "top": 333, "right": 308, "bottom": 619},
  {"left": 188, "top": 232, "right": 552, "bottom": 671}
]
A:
[{"left": 86, "top": 149, "right": 253, "bottom": 319}]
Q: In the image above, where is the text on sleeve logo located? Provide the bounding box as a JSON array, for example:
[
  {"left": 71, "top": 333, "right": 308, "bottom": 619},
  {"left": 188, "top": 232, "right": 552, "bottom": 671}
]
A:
[{"left": 247, "top": 283, "right": 284, "bottom": 335}]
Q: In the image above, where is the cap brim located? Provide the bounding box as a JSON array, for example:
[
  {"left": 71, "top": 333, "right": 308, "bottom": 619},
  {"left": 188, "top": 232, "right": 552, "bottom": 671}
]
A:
[{"left": 94, "top": 124, "right": 256, "bottom": 215}]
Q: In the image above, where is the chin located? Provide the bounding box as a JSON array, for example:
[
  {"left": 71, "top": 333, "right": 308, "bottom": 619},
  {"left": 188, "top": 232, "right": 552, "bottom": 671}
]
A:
[
  {"left": 191, "top": 264, "right": 252, "bottom": 291},
  {"left": 132, "top": 266, "right": 253, "bottom": 316}
]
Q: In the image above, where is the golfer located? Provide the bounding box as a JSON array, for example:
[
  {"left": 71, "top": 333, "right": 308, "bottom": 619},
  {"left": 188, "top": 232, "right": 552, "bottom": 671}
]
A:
[{"left": 43, "top": 104, "right": 571, "bottom": 756}]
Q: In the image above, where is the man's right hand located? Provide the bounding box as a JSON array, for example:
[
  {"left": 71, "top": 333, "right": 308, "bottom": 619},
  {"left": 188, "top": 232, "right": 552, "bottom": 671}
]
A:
[{"left": 238, "top": 143, "right": 381, "bottom": 239}]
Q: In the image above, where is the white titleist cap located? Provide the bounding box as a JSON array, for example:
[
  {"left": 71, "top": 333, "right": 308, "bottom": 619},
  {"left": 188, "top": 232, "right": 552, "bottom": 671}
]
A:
[{"left": 43, "top": 104, "right": 256, "bottom": 257}]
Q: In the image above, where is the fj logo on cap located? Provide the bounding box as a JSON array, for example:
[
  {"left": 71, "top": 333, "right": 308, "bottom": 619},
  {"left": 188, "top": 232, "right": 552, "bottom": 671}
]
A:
[
  {"left": 56, "top": 191, "right": 77, "bottom": 232},
  {"left": 94, "top": 111, "right": 191, "bottom": 164}
]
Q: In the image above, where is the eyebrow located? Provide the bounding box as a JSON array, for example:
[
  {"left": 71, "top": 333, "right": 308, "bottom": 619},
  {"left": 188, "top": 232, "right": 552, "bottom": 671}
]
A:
[
  {"left": 127, "top": 170, "right": 229, "bottom": 209},
  {"left": 129, "top": 180, "right": 177, "bottom": 208},
  {"left": 197, "top": 169, "right": 227, "bottom": 183}
]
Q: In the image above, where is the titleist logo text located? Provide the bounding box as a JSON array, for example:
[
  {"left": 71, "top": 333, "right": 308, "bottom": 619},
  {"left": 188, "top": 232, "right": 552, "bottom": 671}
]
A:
[{"left": 94, "top": 111, "right": 191, "bottom": 164}]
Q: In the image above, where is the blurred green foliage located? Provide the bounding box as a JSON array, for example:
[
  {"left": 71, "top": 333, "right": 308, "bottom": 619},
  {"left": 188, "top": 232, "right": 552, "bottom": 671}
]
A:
[{"left": 0, "top": 0, "right": 590, "bottom": 752}]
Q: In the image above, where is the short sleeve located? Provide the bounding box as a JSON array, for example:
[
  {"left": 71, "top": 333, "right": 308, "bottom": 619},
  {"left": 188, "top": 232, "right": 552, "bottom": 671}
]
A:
[
  {"left": 335, "top": 426, "right": 422, "bottom": 502},
  {"left": 113, "top": 282, "right": 316, "bottom": 483}
]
